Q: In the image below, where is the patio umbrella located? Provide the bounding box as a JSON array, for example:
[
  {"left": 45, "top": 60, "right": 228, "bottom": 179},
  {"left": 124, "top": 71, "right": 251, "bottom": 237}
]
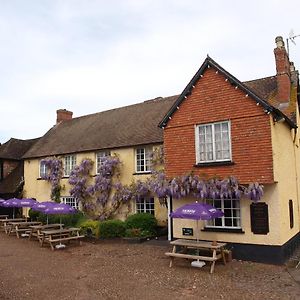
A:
[
  {"left": 31, "top": 201, "right": 57, "bottom": 224},
  {"left": 170, "top": 202, "right": 224, "bottom": 267},
  {"left": 43, "top": 203, "right": 77, "bottom": 249},
  {"left": 1, "top": 198, "right": 37, "bottom": 219}
]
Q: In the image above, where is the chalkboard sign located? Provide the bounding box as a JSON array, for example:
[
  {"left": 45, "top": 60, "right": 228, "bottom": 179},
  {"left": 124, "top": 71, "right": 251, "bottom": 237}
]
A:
[
  {"left": 182, "top": 228, "right": 193, "bottom": 236},
  {"left": 250, "top": 202, "right": 269, "bottom": 234}
]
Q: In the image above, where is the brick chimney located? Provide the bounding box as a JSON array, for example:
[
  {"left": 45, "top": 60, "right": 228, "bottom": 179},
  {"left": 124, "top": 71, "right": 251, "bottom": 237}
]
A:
[
  {"left": 56, "top": 109, "right": 73, "bottom": 124},
  {"left": 274, "top": 36, "right": 291, "bottom": 104}
]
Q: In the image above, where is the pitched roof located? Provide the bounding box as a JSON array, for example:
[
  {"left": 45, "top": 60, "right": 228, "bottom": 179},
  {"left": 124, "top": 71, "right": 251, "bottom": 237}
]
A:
[
  {"left": 159, "top": 56, "right": 297, "bottom": 129},
  {"left": 23, "top": 96, "right": 178, "bottom": 159},
  {"left": 0, "top": 163, "right": 24, "bottom": 195},
  {"left": 0, "top": 138, "right": 39, "bottom": 160}
]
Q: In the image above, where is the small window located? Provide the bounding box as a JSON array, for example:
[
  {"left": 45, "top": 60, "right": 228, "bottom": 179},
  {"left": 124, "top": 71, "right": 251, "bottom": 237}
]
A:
[
  {"left": 206, "top": 198, "right": 241, "bottom": 229},
  {"left": 61, "top": 196, "right": 78, "bottom": 209},
  {"left": 195, "top": 121, "right": 231, "bottom": 163},
  {"left": 39, "top": 161, "right": 49, "bottom": 178},
  {"left": 136, "top": 197, "right": 155, "bottom": 215},
  {"left": 64, "top": 155, "right": 76, "bottom": 176},
  {"left": 96, "top": 151, "right": 111, "bottom": 174},
  {"left": 136, "top": 147, "right": 152, "bottom": 173},
  {"left": 289, "top": 199, "right": 294, "bottom": 229}
]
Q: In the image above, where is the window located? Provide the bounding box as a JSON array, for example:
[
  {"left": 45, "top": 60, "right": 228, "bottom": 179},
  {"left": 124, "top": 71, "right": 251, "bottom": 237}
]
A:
[
  {"left": 39, "top": 161, "right": 48, "bottom": 178},
  {"left": 136, "top": 197, "right": 155, "bottom": 215},
  {"left": 195, "top": 121, "right": 231, "bottom": 163},
  {"left": 96, "top": 151, "right": 111, "bottom": 174},
  {"left": 61, "top": 196, "right": 78, "bottom": 209},
  {"left": 206, "top": 198, "right": 241, "bottom": 228},
  {"left": 64, "top": 155, "right": 76, "bottom": 176},
  {"left": 136, "top": 147, "right": 152, "bottom": 173}
]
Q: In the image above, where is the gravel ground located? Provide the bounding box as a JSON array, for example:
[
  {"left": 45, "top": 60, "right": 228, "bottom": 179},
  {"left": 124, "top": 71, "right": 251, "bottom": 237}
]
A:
[{"left": 0, "top": 233, "right": 300, "bottom": 300}]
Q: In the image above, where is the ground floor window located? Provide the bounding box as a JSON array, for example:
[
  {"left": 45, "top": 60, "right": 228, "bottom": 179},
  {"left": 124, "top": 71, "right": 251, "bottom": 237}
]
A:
[
  {"left": 61, "top": 196, "right": 79, "bottom": 209},
  {"left": 206, "top": 198, "right": 241, "bottom": 228},
  {"left": 136, "top": 197, "right": 155, "bottom": 215}
]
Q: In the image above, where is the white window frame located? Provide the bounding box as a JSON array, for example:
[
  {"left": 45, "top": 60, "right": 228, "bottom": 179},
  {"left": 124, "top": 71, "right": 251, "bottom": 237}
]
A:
[
  {"left": 135, "top": 197, "right": 155, "bottom": 215},
  {"left": 39, "top": 160, "right": 48, "bottom": 178},
  {"left": 61, "top": 196, "right": 79, "bottom": 209},
  {"left": 205, "top": 198, "right": 241, "bottom": 229},
  {"left": 64, "top": 155, "right": 76, "bottom": 176},
  {"left": 195, "top": 120, "right": 232, "bottom": 164},
  {"left": 135, "top": 147, "right": 152, "bottom": 173},
  {"left": 96, "top": 151, "right": 111, "bottom": 174}
]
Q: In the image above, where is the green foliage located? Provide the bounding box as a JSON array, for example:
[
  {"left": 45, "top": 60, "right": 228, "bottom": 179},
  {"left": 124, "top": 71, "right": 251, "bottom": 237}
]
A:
[
  {"left": 79, "top": 219, "right": 100, "bottom": 238},
  {"left": 99, "top": 219, "right": 126, "bottom": 238},
  {"left": 125, "top": 213, "right": 157, "bottom": 235},
  {"left": 124, "top": 228, "right": 152, "bottom": 237}
]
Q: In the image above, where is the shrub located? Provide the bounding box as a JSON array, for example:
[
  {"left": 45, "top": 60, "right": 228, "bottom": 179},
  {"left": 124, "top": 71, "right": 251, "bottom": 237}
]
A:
[
  {"left": 79, "top": 219, "right": 100, "bottom": 238},
  {"left": 99, "top": 219, "right": 126, "bottom": 238},
  {"left": 124, "top": 228, "right": 152, "bottom": 237},
  {"left": 125, "top": 213, "right": 157, "bottom": 236}
]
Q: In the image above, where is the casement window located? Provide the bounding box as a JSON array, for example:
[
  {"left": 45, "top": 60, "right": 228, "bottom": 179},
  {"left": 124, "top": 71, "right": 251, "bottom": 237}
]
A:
[
  {"left": 136, "top": 147, "right": 152, "bottom": 173},
  {"left": 39, "top": 160, "right": 49, "bottom": 178},
  {"left": 136, "top": 197, "right": 155, "bottom": 215},
  {"left": 195, "top": 121, "right": 231, "bottom": 163},
  {"left": 61, "top": 196, "right": 78, "bottom": 209},
  {"left": 206, "top": 198, "right": 241, "bottom": 229},
  {"left": 96, "top": 151, "right": 111, "bottom": 174},
  {"left": 64, "top": 155, "right": 76, "bottom": 176}
]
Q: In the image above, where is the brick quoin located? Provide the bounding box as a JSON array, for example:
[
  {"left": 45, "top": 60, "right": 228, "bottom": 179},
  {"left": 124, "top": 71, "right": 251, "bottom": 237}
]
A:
[{"left": 164, "top": 67, "right": 274, "bottom": 184}]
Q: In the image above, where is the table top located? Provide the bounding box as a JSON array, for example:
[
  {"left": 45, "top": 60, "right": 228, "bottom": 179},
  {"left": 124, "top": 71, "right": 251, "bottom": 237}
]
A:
[
  {"left": 9, "top": 221, "right": 42, "bottom": 226},
  {"left": 0, "top": 215, "right": 9, "bottom": 219},
  {"left": 41, "top": 227, "right": 80, "bottom": 235},
  {"left": 170, "top": 239, "right": 227, "bottom": 249},
  {"left": 0, "top": 218, "right": 28, "bottom": 223},
  {"left": 29, "top": 223, "right": 63, "bottom": 230}
]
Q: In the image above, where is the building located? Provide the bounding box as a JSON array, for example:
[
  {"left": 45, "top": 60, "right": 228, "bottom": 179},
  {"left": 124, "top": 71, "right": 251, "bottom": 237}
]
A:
[{"left": 159, "top": 36, "right": 300, "bottom": 263}]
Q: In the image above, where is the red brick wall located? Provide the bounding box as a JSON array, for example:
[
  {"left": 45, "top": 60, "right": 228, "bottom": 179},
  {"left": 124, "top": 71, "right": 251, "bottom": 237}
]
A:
[{"left": 164, "top": 68, "right": 274, "bottom": 184}]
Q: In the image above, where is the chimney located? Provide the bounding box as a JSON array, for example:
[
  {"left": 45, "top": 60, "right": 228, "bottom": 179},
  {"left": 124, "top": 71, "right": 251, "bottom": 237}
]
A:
[
  {"left": 56, "top": 109, "right": 73, "bottom": 124},
  {"left": 274, "top": 36, "right": 291, "bottom": 103}
]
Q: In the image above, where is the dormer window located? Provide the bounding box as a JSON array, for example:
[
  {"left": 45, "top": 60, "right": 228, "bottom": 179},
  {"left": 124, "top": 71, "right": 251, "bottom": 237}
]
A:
[{"left": 195, "top": 121, "right": 231, "bottom": 164}]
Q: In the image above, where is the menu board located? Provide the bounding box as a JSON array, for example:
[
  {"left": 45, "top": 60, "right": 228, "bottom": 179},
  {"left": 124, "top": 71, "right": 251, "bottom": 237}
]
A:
[{"left": 250, "top": 202, "right": 269, "bottom": 234}]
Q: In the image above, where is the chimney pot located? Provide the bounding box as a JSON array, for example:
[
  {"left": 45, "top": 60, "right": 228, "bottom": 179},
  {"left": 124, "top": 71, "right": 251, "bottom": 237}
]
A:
[
  {"left": 56, "top": 109, "right": 73, "bottom": 124},
  {"left": 275, "top": 36, "right": 285, "bottom": 48}
]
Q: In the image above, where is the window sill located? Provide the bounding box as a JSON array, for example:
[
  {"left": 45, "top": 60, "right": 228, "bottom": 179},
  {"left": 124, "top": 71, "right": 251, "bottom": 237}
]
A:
[
  {"left": 194, "top": 161, "right": 234, "bottom": 168},
  {"left": 37, "top": 177, "right": 46, "bottom": 180},
  {"left": 133, "top": 171, "right": 152, "bottom": 175},
  {"left": 202, "top": 227, "right": 245, "bottom": 234}
]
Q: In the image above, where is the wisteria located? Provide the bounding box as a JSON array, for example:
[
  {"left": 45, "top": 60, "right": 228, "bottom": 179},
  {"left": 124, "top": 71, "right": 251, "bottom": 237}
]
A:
[{"left": 41, "top": 157, "right": 63, "bottom": 202}]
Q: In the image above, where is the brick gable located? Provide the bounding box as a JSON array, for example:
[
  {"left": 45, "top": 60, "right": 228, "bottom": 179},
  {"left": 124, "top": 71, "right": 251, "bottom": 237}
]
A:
[{"left": 164, "top": 67, "right": 274, "bottom": 184}]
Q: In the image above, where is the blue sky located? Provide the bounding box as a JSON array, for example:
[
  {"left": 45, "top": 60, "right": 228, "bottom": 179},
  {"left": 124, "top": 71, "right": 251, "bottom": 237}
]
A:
[{"left": 0, "top": 0, "right": 299, "bottom": 143}]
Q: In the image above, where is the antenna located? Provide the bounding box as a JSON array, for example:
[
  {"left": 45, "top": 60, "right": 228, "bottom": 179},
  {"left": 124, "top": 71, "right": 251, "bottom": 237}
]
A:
[{"left": 287, "top": 29, "right": 300, "bottom": 55}]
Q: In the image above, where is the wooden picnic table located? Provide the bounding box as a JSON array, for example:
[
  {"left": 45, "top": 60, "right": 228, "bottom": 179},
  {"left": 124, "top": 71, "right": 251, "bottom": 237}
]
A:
[
  {"left": 0, "top": 215, "right": 9, "bottom": 219},
  {"left": 0, "top": 218, "right": 28, "bottom": 234},
  {"left": 165, "top": 239, "right": 227, "bottom": 274},
  {"left": 40, "top": 227, "right": 84, "bottom": 251},
  {"left": 8, "top": 221, "right": 42, "bottom": 238},
  {"left": 28, "top": 223, "right": 64, "bottom": 243}
]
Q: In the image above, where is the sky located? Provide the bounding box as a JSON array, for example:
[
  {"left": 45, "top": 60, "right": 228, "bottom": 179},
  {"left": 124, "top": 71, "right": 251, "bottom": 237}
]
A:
[{"left": 0, "top": 0, "right": 300, "bottom": 144}]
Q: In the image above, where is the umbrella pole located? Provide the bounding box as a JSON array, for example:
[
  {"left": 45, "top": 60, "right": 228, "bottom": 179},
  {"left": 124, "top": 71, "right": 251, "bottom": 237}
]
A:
[{"left": 196, "top": 220, "right": 200, "bottom": 260}]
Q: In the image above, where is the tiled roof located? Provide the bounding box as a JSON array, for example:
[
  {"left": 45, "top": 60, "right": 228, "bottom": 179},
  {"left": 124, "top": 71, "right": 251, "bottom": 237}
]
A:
[
  {"left": 23, "top": 95, "right": 178, "bottom": 158},
  {"left": 0, "top": 138, "right": 39, "bottom": 160}
]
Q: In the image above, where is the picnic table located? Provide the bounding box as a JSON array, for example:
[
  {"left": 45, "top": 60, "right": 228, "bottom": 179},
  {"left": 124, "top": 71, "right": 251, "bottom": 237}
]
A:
[
  {"left": 40, "top": 227, "right": 84, "bottom": 251},
  {"left": 28, "top": 223, "right": 64, "bottom": 244},
  {"left": 0, "top": 215, "right": 9, "bottom": 219},
  {"left": 165, "top": 239, "right": 227, "bottom": 274},
  {"left": 0, "top": 218, "right": 28, "bottom": 234},
  {"left": 8, "top": 221, "right": 42, "bottom": 238}
]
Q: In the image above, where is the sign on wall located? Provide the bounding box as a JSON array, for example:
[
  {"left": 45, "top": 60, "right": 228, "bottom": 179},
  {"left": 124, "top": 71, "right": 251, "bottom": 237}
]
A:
[
  {"left": 250, "top": 202, "right": 269, "bottom": 235},
  {"left": 182, "top": 228, "right": 193, "bottom": 236}
]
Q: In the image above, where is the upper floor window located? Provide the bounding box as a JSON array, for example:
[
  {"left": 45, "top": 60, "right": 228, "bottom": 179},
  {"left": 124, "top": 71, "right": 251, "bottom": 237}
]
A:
[
  {"left": 39, "top": 160, "right": 49, "bottom": 178},
  {"left": 96, "top": 151, "right": 111, "bottom": 174},
  {"left": 206, "top": 198, "right": 241, "bottom": 229},
  {"left": 136, "top": 197, "right": 155, "bottom": 215},
  {"left": 64, "top": 155, "right": 76, "bottom": 176},
  {"left": 195, "top": 121, "right": 231, "bottom": 163},
  {"left": 61, "top": 196, "right": 78, "bottom": 209},
  {"left": 136, "top": 147, "right": 152, "bottom": 173}
]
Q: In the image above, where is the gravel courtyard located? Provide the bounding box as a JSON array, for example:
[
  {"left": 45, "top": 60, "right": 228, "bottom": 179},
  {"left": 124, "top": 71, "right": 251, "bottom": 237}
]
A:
[{"left": 0, "top": 233, "right": 300, "bottom": 300}]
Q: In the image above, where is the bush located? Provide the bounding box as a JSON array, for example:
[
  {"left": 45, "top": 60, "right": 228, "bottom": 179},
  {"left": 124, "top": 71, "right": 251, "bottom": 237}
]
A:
[
  {"left": 99, "top": 219, "right": 126, "bottom": 238},
  {"left": 79, "top": 219, "right": 100, "bottom": 238},
  {"left": 124, "top": 228, "right": 152, "bottom": 237},
  {"left": 125, "top": 213, "right": 157, "bottom": 236}
]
